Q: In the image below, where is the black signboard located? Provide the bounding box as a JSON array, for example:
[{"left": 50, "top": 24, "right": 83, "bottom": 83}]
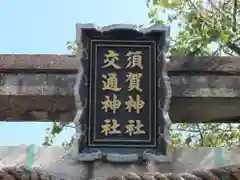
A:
[
  {"left": 88, "top": 40, "right": 156, "bottom": 147},
  {"left": 75, "top": 24, "right": 172, "bottom": 163}
]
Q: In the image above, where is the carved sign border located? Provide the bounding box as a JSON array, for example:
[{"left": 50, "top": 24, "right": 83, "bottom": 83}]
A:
[{"left": 74, "top": 23, "right": 172, "bottom": 163}]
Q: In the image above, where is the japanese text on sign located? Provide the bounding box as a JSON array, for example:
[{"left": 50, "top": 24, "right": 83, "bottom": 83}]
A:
[{"left": 100, "top": 49, "right": 146, "bottom": 136}]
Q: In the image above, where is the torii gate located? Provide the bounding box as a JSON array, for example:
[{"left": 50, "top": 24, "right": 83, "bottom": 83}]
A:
[
  {"left": 0, "top": 55, "right": 239, "bottom": 123},
  {"left": 0, "top": 23, "right": 240, "bottom": 180}
]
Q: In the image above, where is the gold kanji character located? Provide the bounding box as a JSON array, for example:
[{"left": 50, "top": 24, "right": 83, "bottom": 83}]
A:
[
  {"left": 101, "top": 119, "right": 111, "bottom": 136},
  {"left": 102, "top": 73, "right": 121, "bottom": 92},
  {"left": 125, "top": 51, "right": 143, "bottom": 70},
  {"left": 110, "top": 119, "right": 121, "bottom": 134},
  {"left": 134, "top": 120, "right": 146, "bottom": 135},
  {"left": 102, "top": 50, "right": 121, "bottom": 69},
  {"left": 125, "top": 95, "right": 145, "bottom": 114},
  {"left": 101, "top": 119, "right": 122, "bottom": 136},
  {"left": 125, "top": 120, "right": 146, "bottom": 136},
  {"left": 125, "top": 120, "right": 135, "bottom": 136},
  {"left": 101, "top": 94, "right": 121, "bottom": 114},
  {"left": 125, "top": 72, "right": 143, "bottom": 92}
]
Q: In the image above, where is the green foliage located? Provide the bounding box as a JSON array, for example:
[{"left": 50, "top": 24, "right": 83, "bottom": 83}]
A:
[
  {"left": 147, "top": 0, "right": 240, "bottom": 56},
  {"left": 66, "top": 40, "right": 78, "bottom": 55},
  {"left": 170, "top": 124, "right": 240, "bottom": 148},
  {"left": 42, "top": 122, "right": 67, "bottom": 146}
]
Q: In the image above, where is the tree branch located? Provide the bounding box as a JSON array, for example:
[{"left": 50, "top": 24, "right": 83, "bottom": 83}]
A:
[
  {"left": 171, "top": 128, "right": 200, "bottom": 132},
  {"left": 196, "top": 124, "right": 204, "bottom": 146},
  {"left": 226, "top": 41, "right": 240, "bottom": 55},
  {"left": 232, "top": 0, "right": 237, "bottom": 32}
]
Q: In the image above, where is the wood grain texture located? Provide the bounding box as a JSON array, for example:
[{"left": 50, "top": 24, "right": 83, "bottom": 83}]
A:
[
  {"left": 0, "top": 54, "right": 240, "bottom": 122},
  {"left": 0, "top": 54, "right": 240, "bottom": 73}
]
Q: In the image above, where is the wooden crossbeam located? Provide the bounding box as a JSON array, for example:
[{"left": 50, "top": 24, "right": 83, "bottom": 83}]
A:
[{"left": 0, "top": 54, "right": 239, "bottom": 123}]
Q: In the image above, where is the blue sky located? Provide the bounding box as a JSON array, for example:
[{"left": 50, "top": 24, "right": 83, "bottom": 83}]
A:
[
  {"left": 0, "top": 0, "right": 165, "bottom": 146},
  {"left": 0, "top": 0, "right": 151, "bottom": 54}
]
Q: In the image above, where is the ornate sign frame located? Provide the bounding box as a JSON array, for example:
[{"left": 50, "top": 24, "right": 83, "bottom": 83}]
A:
[{"left": 74, "top": 24, "right": 172, "bottom": 163}]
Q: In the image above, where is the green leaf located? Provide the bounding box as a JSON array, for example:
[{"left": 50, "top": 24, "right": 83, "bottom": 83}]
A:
[
  {"left": 185, "top": 136, "right": 192, "bottom": 144},
  {"left": 66, "top": 41, "right": 72, "bottom": 45},
  {"left": 157, "top": 0, "right": 172, "bottom": 8},
  {"left": 156, "top": 20, "right": 165, "bottom": 25},
  {"left": 67, "top": 45, "right": 73, "bottom": 50},
  {"left": 220, "top": 31, "right": 229, "bottom": 43}
]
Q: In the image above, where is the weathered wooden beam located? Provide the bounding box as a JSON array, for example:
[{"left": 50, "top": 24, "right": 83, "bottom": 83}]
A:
[
  {"left": 0, "top": 54, "right": 240, "bottom": 123},
  {"left": 171, "top": 97, "right": 240, "bottom": 123},
  {"left": 1, "top": 95, "right": 240, "bottom": 123},
  {"left": 0, "top": 95, "right": 75, "bottom": 122},
  {"left": 0, "top": 54, "right": 77, "bottom": 73},
  {"left": 168, "top": 56, "right": 240, "bottom": 73},
  {"left": 0, "top": 73, "right": 240, "bottom": 122},
  {"left": 1, "top": 74, "right": 240, "bottom": 97},
  {"left": 1, "top": 54, "right": 240, "bottom": 74}
]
